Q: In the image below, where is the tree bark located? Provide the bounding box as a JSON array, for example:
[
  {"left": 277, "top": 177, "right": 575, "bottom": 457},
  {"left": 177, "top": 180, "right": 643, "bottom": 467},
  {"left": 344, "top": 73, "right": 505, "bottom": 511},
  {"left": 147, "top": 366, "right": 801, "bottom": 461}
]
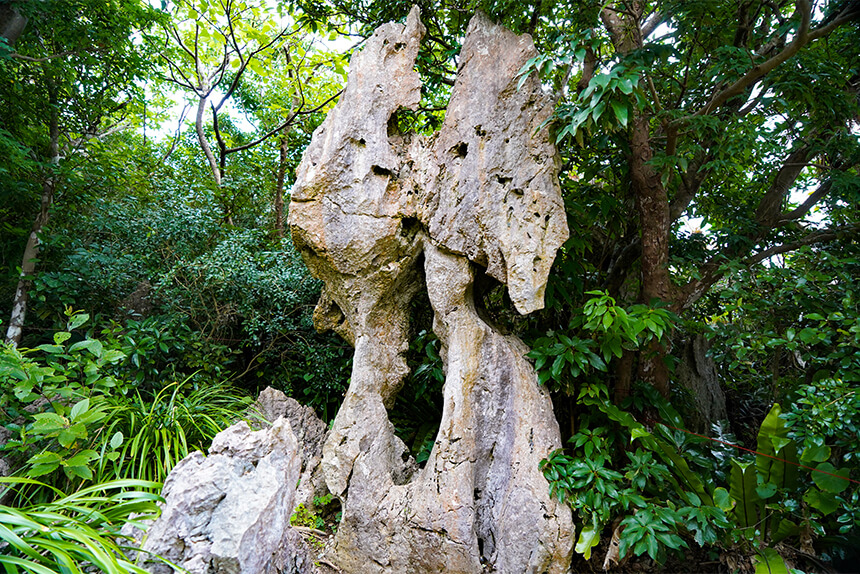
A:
[
  {"left": 5, "top": 94, "right": 60, "bottom": 347},
  {"left": 195, "top": 95, "right": 221, "bottom": 186},
  {"left": 628, "top": 115, "right": 672, "bottom": 396},
  {"left": 273, "top": 129, "right": 289, "bottom": 238},
  {"left": 602, "top": 3, "right": 673, "bottom": 397}
]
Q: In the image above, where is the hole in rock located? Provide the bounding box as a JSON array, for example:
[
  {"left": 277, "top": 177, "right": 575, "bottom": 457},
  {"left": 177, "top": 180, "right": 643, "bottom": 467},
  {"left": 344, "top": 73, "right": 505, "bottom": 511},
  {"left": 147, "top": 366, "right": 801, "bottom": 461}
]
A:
[
  {"left": 451, "top": 142, "right": 468, "bottom": 158},
  {"left": 388, "top": 104, "right": 448, "bottom": 136},
  {"left": 399, "top": 216, "right": 422, "bottom": 240},
  {"left": 473, "top": 265, "right": 528, "bottom": 336},
  {"left": 388, "top": 274, "right": 444, "bottom": 471},
  {"left": 372, "top": 164, "right": 393, "bottom": 177},
  {"left": 393, "top": 42, "right": 406, "bottom": 51},
  {"left": 495, "top": 175, "right": 512, "bottom": 186}
]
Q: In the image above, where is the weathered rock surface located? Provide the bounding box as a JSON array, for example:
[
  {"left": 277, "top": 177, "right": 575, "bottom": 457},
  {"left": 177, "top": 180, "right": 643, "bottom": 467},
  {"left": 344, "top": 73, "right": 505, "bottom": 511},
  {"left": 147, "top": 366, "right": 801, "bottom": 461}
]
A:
[
  {"left": 140, "top": 418, "right": 316, "bottom": 574},
  {"left": 422, "top": 14, "right": 566, "bottom": 315},
  {"left": 254, "top": 387, "right": 330, "bottom": 507},
  {"left": 288, "top": 6, "right": 573, "bottom": 573}
]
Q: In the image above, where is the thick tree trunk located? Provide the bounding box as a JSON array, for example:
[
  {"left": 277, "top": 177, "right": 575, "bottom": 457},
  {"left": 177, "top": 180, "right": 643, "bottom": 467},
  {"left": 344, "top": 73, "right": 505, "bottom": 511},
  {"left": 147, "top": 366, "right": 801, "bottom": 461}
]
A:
[
  {"left": 600, "top": 4, "right": 673, "bottom": 397},
  {"left": 5, "top": 102, "right": 59, "bottom": 347},
  {"left": 273, "top": 130, "right": 289, "bottom": 238},
  {"left": 0, "top": 4, "right": 27, "bottom": 45},
  {"left": 629, "top": 115, "right": 672, "bottom": 396}
]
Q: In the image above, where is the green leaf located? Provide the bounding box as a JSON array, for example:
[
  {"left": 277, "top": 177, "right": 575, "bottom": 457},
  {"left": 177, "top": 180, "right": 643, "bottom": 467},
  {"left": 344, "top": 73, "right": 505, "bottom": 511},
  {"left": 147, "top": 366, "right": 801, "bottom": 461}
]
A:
[
  {"left": 575, "top": 524, "right": 600, "bottom": 559},
  {"left": 32, "top": 413, "right": 67, "bottom": 434},
  {"left": 756, "top": 483, "right": 777, "bottom": 499},
  {"left": 811, "top": 462, "right": 850, "bottom": 494},
  {"left": 35, "top": 344, "right": 64, "bottom": 354},
  {"left": 26, "top": 451, "right": 63, "bottom": 466},
  {"left": 73, "top": 406, "right": 106, "bottom": 425},
  {"left": 729, "top": 459, "right": 760, "bottom": 529},
  {"left": 58, "top": 429, "right": 78, "bottom": 448},
  {"left": 800, "top": 444, "right": 830, "bottom": 463},
  {"left": 110, "top": 431, "right": 124, "bottom": 450},
  {"left": 67, "top": 312, "right": 90, "bottom": 331},
  {"left": 610, "top": 101, "right": 628, "bottom": 127},
  {"left": 771, "top": 519, "right": 799, "bottom": 543},
  {"left": 64, "top": 451, "right": 98, "bottom": 467},
  {"left": 101, "top": 349, "right": 126, "bottom": 363},
  {"left": 68, "top": 339, "right": 104, "bottom": 358},
  {"left": 26, "top": 463, "right": 60, "bottom": 477},
  {"left": 803, "top": 487, "right": 839, "bottom": 515},
  {"left": 69, "top": 398, "right": 90, "bottom": 422},
  {"left": 756, "top": 403, "right": 791, "bottom": 486},
  {"left": 713, "top": 487, "right": 734, "bottom": 512},
  {"left": 798, "top": 327, "right": 818, "bottom": 344},
  {"left": 53, "top": 331, "right": 72, "bottom": 345},
  {"left": 630, "top": 427, "right": 651, "bottom": 441},
  {"left": 64, "top": 464, "right": 93, "bottom": 480},
  {"left": 754, "top": 548, "right": 789, "bottom": 574},
  {"left": 655, "top": 439, "right": 713, "bottom": 506}
]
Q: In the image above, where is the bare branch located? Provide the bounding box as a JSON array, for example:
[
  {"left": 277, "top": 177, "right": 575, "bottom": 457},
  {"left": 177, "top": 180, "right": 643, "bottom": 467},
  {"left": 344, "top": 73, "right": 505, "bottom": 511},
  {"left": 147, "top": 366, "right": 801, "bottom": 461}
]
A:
[
  {"left": 641, "top": 11, "right": 664, "bottom": 39},
  {"left": 808, "top": 2, "right": 860, "bottom": 40},
  {"left": 677, "top": 223, "right": 860, "bottom": 310},
  {"left": 745, "top": 223, "right": 860, "bottom": 266},
  {"left": 11, "top": 50, "right": 77, "bottom": 62},
  {"left": 223, "top": 89, "right": 342, "bottom": 155},
  {"left": 157, "top": 103, "right": 191, "bottom": 167},
  {"left": 669, "top": 152, "right": 712, "bottom": 221},
  {"left": 754, "top": 145, "right": 814, "bottom": 227},
  {"left": 779, "top": 179, "right": 833, "bottom": 223}
]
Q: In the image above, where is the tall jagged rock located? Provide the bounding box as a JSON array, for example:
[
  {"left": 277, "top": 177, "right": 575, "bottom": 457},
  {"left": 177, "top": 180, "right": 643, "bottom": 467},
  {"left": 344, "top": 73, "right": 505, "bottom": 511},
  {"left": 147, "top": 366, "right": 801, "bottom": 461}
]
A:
[{"left": 288, "top": 6, "right": 573, "bottom": 573}]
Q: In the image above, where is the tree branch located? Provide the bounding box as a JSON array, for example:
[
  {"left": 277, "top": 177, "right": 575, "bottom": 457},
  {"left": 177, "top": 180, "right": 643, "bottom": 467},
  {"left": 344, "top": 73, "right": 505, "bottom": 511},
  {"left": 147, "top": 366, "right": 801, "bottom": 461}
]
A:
[
  {"left": 677, "top": 223, "right": 860, "bottom": 311},
  {"left": 11, "top": 49, "right": 77, "bottom": 62},
  {"left": 778, "top": 178, "right": 833, "bottom": 224},
  {"left": 641, "top": 11, "right": 664, "bottom": 39},
  {"left": 223, "top": 89, "right": 342, "bottom": 155},
  {"left": 691, "top": 0, "right": 812, "bottom": 118},
  {"left": 754, "top": 145, "right": 814, "bottom": 228},
  {"left": 745, "top": 223, "right": 860, "bottom": 266}
]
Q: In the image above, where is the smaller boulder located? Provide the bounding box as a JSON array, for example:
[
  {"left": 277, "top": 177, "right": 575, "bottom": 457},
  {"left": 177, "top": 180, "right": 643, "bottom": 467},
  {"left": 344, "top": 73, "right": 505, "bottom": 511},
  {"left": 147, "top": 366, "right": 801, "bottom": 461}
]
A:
[{"left": 140, "top": 417, "right": 316, "bottom": 574}]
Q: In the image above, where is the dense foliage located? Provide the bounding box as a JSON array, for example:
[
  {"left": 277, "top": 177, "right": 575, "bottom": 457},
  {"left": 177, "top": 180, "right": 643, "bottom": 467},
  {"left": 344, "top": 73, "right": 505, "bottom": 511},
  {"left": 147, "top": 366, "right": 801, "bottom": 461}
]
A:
[{"left": 1, "top": 0, "right": 858, "bottom": 571}]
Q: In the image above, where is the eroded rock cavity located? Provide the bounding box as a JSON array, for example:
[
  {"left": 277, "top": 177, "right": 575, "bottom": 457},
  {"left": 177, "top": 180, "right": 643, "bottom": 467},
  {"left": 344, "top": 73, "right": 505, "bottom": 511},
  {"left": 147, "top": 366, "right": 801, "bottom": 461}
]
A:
[{"left": 288, "top": 7, "right": 573, "bottom": 573}]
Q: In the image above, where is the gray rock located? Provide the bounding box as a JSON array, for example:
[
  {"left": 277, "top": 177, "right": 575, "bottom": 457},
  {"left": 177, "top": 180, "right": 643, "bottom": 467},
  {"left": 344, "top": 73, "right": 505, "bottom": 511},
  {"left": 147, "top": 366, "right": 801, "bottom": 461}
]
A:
[
  {"left": 254, "top": 387, "right": 330, "bottom": 508},
  {"left": 140, "top": 418, "right": 316, "bottom": 574},
  {"left": 423, "top": 11, "right": 567, "bottom": 315},
  {"left": 288, "top": 6, "right": 573, "bottom": 573}
]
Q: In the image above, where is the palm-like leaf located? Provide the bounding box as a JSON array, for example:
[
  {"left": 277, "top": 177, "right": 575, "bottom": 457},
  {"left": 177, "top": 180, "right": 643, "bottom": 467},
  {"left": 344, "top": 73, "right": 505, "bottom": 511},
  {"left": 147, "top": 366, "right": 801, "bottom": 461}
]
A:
[{"left": 0, "top": 478, "right": 163, "bottom": 574}]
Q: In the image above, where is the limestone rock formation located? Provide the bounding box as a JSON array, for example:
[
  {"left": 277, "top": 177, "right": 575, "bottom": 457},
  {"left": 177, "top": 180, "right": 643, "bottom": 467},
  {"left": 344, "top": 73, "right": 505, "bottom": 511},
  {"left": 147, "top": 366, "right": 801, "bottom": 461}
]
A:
[
  {"left": 255, "top": 386, "right": 330, "bottom": 507},
  {"left": 288, "top": 6, "right": 574, "bottom": 573},
  {"left": 140, "top": 418, "right": 315, "bottom": 574}
]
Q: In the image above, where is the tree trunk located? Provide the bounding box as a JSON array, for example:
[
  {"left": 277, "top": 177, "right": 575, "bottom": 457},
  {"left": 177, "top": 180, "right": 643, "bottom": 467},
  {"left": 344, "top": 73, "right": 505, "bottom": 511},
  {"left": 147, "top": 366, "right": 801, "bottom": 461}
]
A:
[
  {"left": 600, "top": 4, "right": 673, "bottom": 398},
  {"left": 273, "top": 130, "right": 289, "bottom": 238},
  {"left": 195, "top": 95, "right": 221, "bottom": 187},
  {"left": 5, "top": 99, "right": 60, "bottom": 347},
  {"left": 629, "top": 114, "right": 673, "bottom": 396}
]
